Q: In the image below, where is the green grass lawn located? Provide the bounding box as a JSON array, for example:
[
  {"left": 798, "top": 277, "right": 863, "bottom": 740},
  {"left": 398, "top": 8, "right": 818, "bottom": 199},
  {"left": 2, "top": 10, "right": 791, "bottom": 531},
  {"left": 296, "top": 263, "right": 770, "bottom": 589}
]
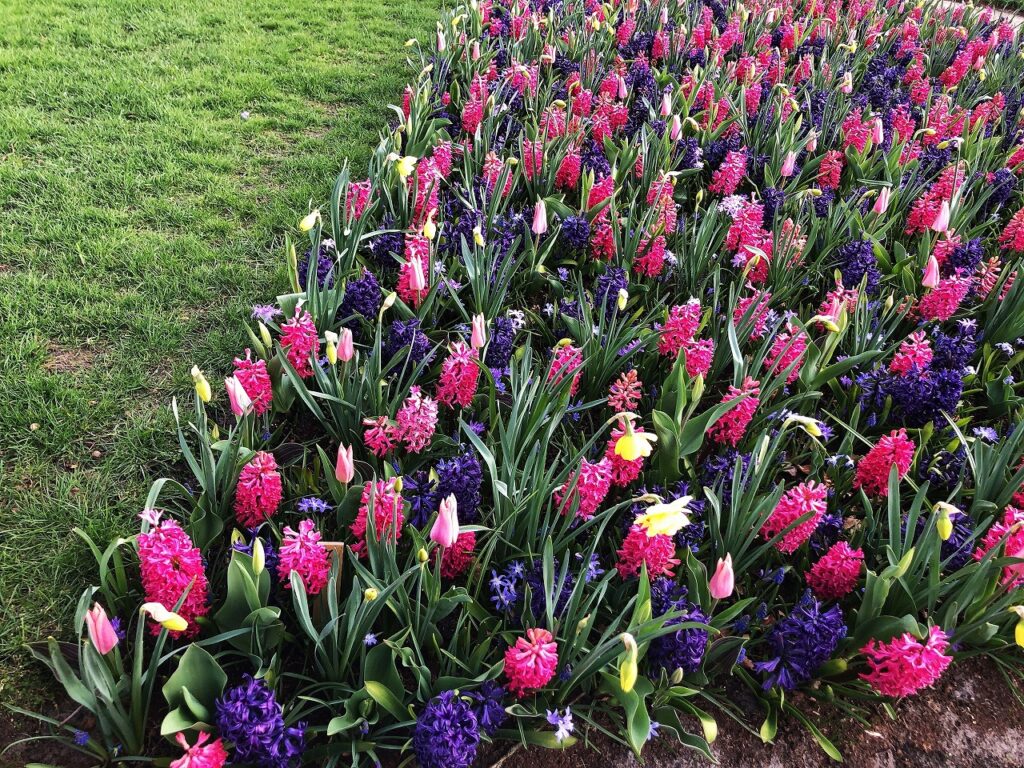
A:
[{"left": 0, "top": 0, "right": 438, "bottom": 701}]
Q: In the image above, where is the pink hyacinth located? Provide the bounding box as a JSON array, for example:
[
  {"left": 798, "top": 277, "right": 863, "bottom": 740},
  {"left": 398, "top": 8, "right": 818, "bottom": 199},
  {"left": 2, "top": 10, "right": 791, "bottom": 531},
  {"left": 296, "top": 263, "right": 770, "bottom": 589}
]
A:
[
  {"left": 762, "top": 481, "right": 828, "bottom": 553},
  {"left": 170, "top": 732, "right": 228, "bottom": 768},
  {"left": 280, "top": 309, "right": 319, "bottom": 379},
  {"left": 436, "top": 341, "right": 480, "bottom": 408},
  {"left": 684, "top": 338, "right": 715, "bottom": 378},
  {"left": 233, "top": 451, "right": 282, "bottom": 528},
  {"left": 889, "top": 331, "right": 933, "bottom": 375},
  {"left": 278, "top": 519, "right": 331, "bottom": 595},
  {"left": 807, "top": 541, "right": 864, "bottom": 599},
  {"left": 137, "top": 519, "right": 209, "bottom": 638},
  {"left": 608, "top": 369, "right": 642, "bottom": 413},
  {"left": 555, "top": 457, "right": 612, "bottom": 520},
  {"left": 999, "top": 207, "right": 1024, "bottom": 252},
  {"left": 973, "top": 506, "right": 1024, "bottom": 586},
  {"left": 395, "top": 386, "right": 438, "bottom": 453},
  {"left": 765, "top": 325, "right": 807, "bottom": 385},
  {"left": 817, "top": 150, "right": 844, "bottom": 189},
  {"left": 860, "top": 626, "right": 952, "bottom": 697},
  {"left": 440, "top": 531, "right": 477, "bottom": 579},
  {"left": 707, "top": 377, "right": 760, "bottom": 447},
  {"left": 615, "top": 525, "right": 680, "bottom": 579},
  {"left": 350, "top": 478, "right": 405, "bottom": 558},
  {"left": 604, "top": 424, "right": 646, "bottom": 487},
  {"left": 397, "top": 236, "right": 430, "bottom": 308},
  {"left": 733, "top": 290, "right": 773, "bottom": 340},
  {"left": 362, "top": 415, "right": 397, "bottom": 457},
  {"left": 504, "top": 628, "right": 559, "bottom": 698},
  {"left": 917, "top": 274, "right": 973, "bottom": 321},
  {"left": 634, "top": 234, "right": 667, "bottom": 277},
  {"left": 346, "top": 179, "right": 372, "bottom": 221},
  {"left": 854, "top": 429, "right": 916, "bottom": 497},
  {"left": 657, "top": 302, "right": 702, "bottom": 357},
  {"left": 709, "top": 149, "right": 747, "bottom": 195},
  {"left": 547, "top": 344, "right": 583, "bottom": 396},
  {"left": 232, "top": 350, "right": 273, "bottom": 415}
]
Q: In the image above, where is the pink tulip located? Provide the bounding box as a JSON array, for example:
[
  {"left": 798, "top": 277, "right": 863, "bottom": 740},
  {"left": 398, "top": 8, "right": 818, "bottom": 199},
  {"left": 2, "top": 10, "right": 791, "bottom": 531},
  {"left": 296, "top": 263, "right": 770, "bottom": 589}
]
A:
[
  {"left": 430, "top": 494, "right": 459, "bottom": 548},
  {"left": 338, "top": 328, "right": 354, "bottom": 362},
  {"left": 471, "top": 41, "right": 481, "bottom": 61},
  {"left": 617, "top": 75, "right": 628, "bottom": 100},
  {"left": 409, "top": 256, "right": 427, "bottom": 291},
  {"left": 922, "top": 254, "right": 940, "bottom": 289},
  {"left": 85, "top": 603, "right": 119, "bottom": 655},
  {"left": 709, "top": 554, "right": 734, "bottom": 599},
  {"left": 471, "top": 313, "right": 487, "bottom": 349},
  {"left": 931, "top": 199, "right": 951, "bottom": 233},
  {"left": 660, "top": 92, "right": 672, "bottom": 117},
  {"left": 660, "top": 6, "right": 669, "bottom": 25},
  {"left": 225, "top": 376, "right": 252, "bottom": 417},
  {"left": 780, "top": 151, "right": 797, "bottom": 178},
  {"left": 670, "top": 114, "right": 682, "bottom": 141},
  {"left": 335, "top": 443, "right": 355, "bottom": 484},
  {"left": 532, "top": 199, "right": 548, "bottom": 235},
  {"left": 873, "top": 186, "right": 891, "bottom": 215},
  {"left": 840, "top": 71, "right": 853, "bottom": 94},
  {"left": 872, "top": 117, "right": 884, "bottom": 144},
  {"left": 806, "top": 130, "right": 818, "bottom": 152}
]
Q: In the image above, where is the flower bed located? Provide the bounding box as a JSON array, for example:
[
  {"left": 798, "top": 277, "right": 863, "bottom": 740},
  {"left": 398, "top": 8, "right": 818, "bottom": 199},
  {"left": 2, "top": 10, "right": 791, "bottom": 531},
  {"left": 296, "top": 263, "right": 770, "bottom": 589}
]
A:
[{"left": 21, "top": 0, "right": 1024, "bottom": 765}]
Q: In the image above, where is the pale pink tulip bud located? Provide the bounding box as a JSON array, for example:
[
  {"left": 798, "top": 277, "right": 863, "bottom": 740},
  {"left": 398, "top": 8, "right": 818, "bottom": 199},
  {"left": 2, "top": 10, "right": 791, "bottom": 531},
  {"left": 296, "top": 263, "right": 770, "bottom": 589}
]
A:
[
  {"left": 532, "top": 198, "right": 548, "bottom": 235},
  {"left": 471, "top": 313, "right": 487, "bottom": 349},
  {"left": 873, "top": 186, "right": 891, "bottom": 215},
  {"left": 872, "top": 117, "right": 884, "bottom": 144},
  {"left": 840, "top": 71, "right": 853, "bottom": 94},
  {"left": 335, "top": 443, "right": 355, "bottom": 484},
  {"left": 931, "top": 200, "right": 951, "bottom": 233},
  {"left": 922, "top": 254, "right": 940, "bottom": 289},
  {"left": 409, "top": 256, "right": 427, "bottom": 291},
  {"left": 436, "top": 28, "right": 446, "bottom": 52},
  {"left": 338, "top": 328, "right": 355, "bottom": 362},
  {"left": 780, "top": 151, "right": 797, "bottom": 177},
  {"left": 806, "top": 130, "right": 818, "bottom": 152},
  {"left": 430, "top": 494, "right": 459, "bottom": 548},
  {"left": 660, "top": 92, "right": 672, "bottom": 117},
  {"left": 471, "top": 41, "right": 481, "bottom": 60},
  {"left": 85, "top": 603, "right": 119, "bottom": 655},
  {"left": 617, "top": 75, "right": 628, "bottom": 100},
  {"left": 709, "top": 554, "right": 734, "bottom": 600},
  {"left": 670, "top": 114, "right": 682, "bottom": 141},
  {"left": 660, "top": 6, "right": 669, "bottom": 25},
  {"left": 225, "top": 376, "right": 252, "bottom": 417}
]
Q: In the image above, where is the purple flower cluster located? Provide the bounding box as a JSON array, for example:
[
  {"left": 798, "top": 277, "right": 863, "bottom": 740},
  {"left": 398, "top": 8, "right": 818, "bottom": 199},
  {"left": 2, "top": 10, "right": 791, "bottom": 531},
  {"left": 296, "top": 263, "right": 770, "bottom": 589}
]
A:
[
  {"left": 215, "top": 676, "right": 305, "bottom": 768},
  {"left": 753, "top": 594, "right": 846, "bottom": 690},
  {"left": 648, "top": 578, "right": 709, "bottom": 675},
  {"left": 413, "top": 690, "right": 481, "bottom": 768}
]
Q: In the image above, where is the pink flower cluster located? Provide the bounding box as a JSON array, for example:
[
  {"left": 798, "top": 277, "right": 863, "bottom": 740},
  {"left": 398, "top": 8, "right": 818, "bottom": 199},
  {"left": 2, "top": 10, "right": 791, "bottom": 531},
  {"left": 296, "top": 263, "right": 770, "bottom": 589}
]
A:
[
  {"left": 807, "top": 542, "right": 864, "bottom": 599},
  {"left": 860, "top": 626, "right": 952, "bottom": 697},
  {"left": 854, "top": 429, "right": 916, "bottom": 497},
  {"left": 707, "top": 376, "right": 761, "bottom": 447},
  {"left": 233, "top": 350, "right": 273, "bottom": 415},
  {"left": 504, "top": 628, "right": 558, "bottom": 698},
  {"left": 395, "top": 386, "right": 438, "bottom": 453},
  {"left": 547, "top": 343, "right": 583, "bottom": 396},
  {"left": 763, "top": 481, "right": 828, "bottom": 553},
  {"left": 350, "top": 478, "right": 405, "bottom": 558},
  {"left": 278, "top": 519, "right": 331, "bottom": 595},
  {"left": 973, "top": 506, "right": 1024, "bottom": 586},
  {"left": 280, "top": 309, "right": 320, "bottom": 379},
  {"left": 436, "top": 341, "right": 480, "bottom": 408},
  {"left": 657, "top": 301, "right": 714, "bottom": 378},
  {"left": 233, "top": 451, "right": 282, "bottom": 528},
  {"left": 615, "top": 525, "right": 680, "bottom": 579},
  {"left": 440, "top": 531, "right": 477, "bottom": 579},
  {"left": 554, "top": 457, "right": 612, "bottom": 520},
  {"left": 138, "top": 519, "right": 209, "bottom": 638}
]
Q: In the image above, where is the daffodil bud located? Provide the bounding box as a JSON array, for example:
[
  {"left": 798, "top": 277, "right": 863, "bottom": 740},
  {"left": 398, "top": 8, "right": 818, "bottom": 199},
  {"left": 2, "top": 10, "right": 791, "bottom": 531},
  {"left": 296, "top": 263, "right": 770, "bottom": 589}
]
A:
[
  {"left": 364, "top": 588, "right": 379, "bottom": 601},
  {"left": 785, "top": 414, "right": 824, "bottom": 438},
  {"left": 417, "top": 547, "right": 429, "bottom": 563},
  {"left": 258, "top": 321, "right": 273, "bottom": 350},
  {"left": 393, "top": 476, "right": 404, "bottom": 493},
  {"left": 140, "top": 603, "right": 188, "bottom": 633},
  {"left": 617, "top": 288, "right": 629, "bottom": 310},
  {"left": 692, "top": 374, "right": 705, "bottom": 402},
  {"left": 576, "top": 614, "right": 590, "bottom": 635},
  {"left": 619, "top": 632, "right": 639, "bottom": 693},
  {"left": 1012, "top": 607, "right": 1024, "bottom": 647},
  {"left": 325, "top": 331, "right": 339, "bottom": 365},
  {"left": 191, "top": 366, "right": 212, "bottom": 403},
  {"left": 299, "top": 210, "right": 321, "bottom": 232},
  {"left": 253, "top": 538, "right": 266, "bottom": 575},
  {"left": 670, "top": 667, "right": 685, "bottom": 684},
  {"left": 473, "top": 225, "right": 485, "bottom": 247},
  {"left": 933, "top": 502, "right": 959, "bottom": 541},
  {"left": 379, "top": 291, "right": 397, "bottom": 318}
]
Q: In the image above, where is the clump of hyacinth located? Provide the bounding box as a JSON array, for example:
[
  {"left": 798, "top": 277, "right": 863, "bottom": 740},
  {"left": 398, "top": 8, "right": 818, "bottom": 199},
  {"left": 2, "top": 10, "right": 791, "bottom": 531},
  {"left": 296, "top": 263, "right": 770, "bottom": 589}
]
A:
[
  {"left": 607, "top": 369, "right": 642, "bottom": 413},
  {"left": 765, "top": 325, "right": 806, "bottom": 385},
  {"left": 436, "top": 341, "right": 480, "bottom": 408},
  {"left": 616, "top": 525, "right": 680, "bottom": 579},
  {"left": 973, "top": 506, "right": 1024, "bottom": 586},
  {"left": 917, "top": 275, "right": 973, "bottom": 322},
  {"left": 215, "top": 676, "right": 305, "bottom": 768},
  {"left": 762, "top": 481, "right": 827, "bottom": 553},
  {"left": 753, "top": 594, "right": 846, "bottom": 690},
  {"left": 440, "top": 532, "right": 477, "bottom": 579},
  {"left": 170, "top": 732, "right": 228, "bottom": 768},
  {"left": 554, "top": 457, "right": 612, "bottom": 520},
  {"left": 504, "top": 628, "right": 559, "bottom": 698},
  {"left": 138, "top": 519, "right": 209, "bottom": 638},
  {"left": 395, "top": 386, "right": 438, "bottom": 453},
  {"left": 806, "top": 542, "right": 864, "bottom": 599},
  {"left": 854, "top": 429, "right": 916, "bottom": 497},
  {"left": 467, "top": 681, "right": 508, "bottom": 736},
  {"left": 656, "top": 301, "right": 715, "bottom": 377},
  {"left": 234, "top": 451, "right": 283, "bottom": 528},
  {"left": 436, "top": 450, "right": 483, "bottom": 523},
  {"left": 648, "top": 578, "right": 709, "bottom": 675},
  {"left": 350, "top": 478, "right": 404, "bottom": 558},
  {"left": 233, "top": 350, "right": 273, "bottom": 415},
  {"left": 707, "top": 377, "right": 761, "bottom": 447},
  {"left": 277, "top": 519, "right": 330, "bottom": 595},
  {"left": 279, "top": 309, "right": 319, "bottom": 379},
  {"left": 547, "top": 343, "right": 583, "bottom": 396},
  {"left": 413, "top": 690, "right": 480, "bottom": 768},
  {"left": 860, "top": 626, "right": 952, "bottom": 697}
]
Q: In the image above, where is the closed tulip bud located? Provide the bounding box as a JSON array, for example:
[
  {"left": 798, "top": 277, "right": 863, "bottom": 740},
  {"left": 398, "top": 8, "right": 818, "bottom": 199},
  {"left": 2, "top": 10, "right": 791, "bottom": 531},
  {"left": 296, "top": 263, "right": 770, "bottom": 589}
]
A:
[
  {"left": 140, "top": 602, "right": 188, "bottom": 633},
  {"left": 780, "top": 150, "right": 797, "bottom": 177},
  {"left": 253, "top": 538, "right": 266, "bottom": 575},
  {"left": 931, "top": 200, "right": 951, "bottom": 233},
  {"left": 191, "top": 366, "right": 212, "bottom": 403},
  {"left": 393, "top": 475, "right": 403, "bottom": 493},
  {"left": 418, "top": 547, "right": 429, "bottom": 563},
  {"left": 471, "top": 40, "right": 480, "bottom": 60},
  {"left": 225, "top": 376, "right": 252, "bottom": 417},
  {"left": 922, "top": 254, "right": 940, "bottom": 289},
  {"left": 299, "top": 210, "right": 321, "bottom": 232},
  {"left": 840, "top": 72, "right": 853, "bottom": 94},
  {"left": 660, "top": 6, "right": 669, "bottom": 24},
  {"left": 873, "top": 186, "right": 891, "bottom": 215},
  {"left": 806, "top": 130, "right": 818, "bottom": 152},
  {"left": 471, "top": 313, "right": 487, "bottom": 349},
  {"left": 617, "top": 74, "right": 628, "bottom": 100},
  {"left": 85, "top": 603, "right": 119, "bottom": 655},
  {"left": 872, "top": 117, "right": 884, "bottom": 144},
  {"left": 709, "top": 553, "right": 735, "bottom": 599},
  {"left": 670, "top": 114, "right": 682, "bottom": 140},
  {"left": 431, "top": 494, "right": 460, "bottom": 548},
  {"left": 409, "top": 255, "right": 427, "bottom": 292},
  {"left": 660, "top": 92, "right": 672, "bottom": 117},
  {"left": 324, "top": 330, "right": 339, "bottom": 365},
  {"left": 436, "top": 27, "right": 446, "bottom": 52},
  {"left": 364, "top": 588, "right": 379, "bottom": 601},
  {"left": 532, "top": 198, "right": 548, "bottom": 235},
  {"left": 619, "top": 633, "right": 639, "bottom": 693},
  {"left": 338, "top": 328, "right": 354, "bottom": 362},
  {"left": 692, "top": 374, "right": 704, "bottom": 402},
  {"left": 335, "top": 443, "right": 355, "bottom": 484}
]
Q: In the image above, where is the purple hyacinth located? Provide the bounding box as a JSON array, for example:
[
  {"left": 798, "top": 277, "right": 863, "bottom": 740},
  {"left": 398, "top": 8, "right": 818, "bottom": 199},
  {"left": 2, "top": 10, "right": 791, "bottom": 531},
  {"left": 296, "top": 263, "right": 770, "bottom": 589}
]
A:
[
  {"left": 835, "top": 239, "right": 881, "bottom": 295},
  {"left": 298, "top": 241, "right": 336, "bottom": 289},
  {"left": 648, "top": 578, "right": 709, "bottom": 675},
  {"left": 484, "top": 315, "right": 517, "bottom": 369},
  {"left": 338, "top": 270, "right": 382, "bottom": 325},
  {"left": 561, "top": 214, "right": 591, "bottom": 252},
  {"left": 215, "top": 676, "right": 306, "bottom": 768},
  {"left": 436, "top": 450, "right": 483, "bottom": 522},
  {"left": 467, "top": 681, "right": 508, "bottom": 736},
  {"left": 752, "top": 594, "right": 846, "bottom": 691},
  {"left": 384, "top": 318, "right": 431, "bottom": 364},
  {"left": 413, "top": 691, "right": 481, "bottom": 768}
]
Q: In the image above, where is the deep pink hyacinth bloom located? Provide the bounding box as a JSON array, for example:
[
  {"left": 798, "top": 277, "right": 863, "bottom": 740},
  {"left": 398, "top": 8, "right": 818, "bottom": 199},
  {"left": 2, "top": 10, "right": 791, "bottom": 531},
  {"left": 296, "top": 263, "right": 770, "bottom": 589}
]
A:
[
  {"left": 232, "top": 350, "right": 273, "bottom": 415},
  {"left": 555, "top": 457, "right": 612, "bottom": 519},
  {"left": 807, "top": 542, "right": 864, "bottom": 599},
  {"left": 346, "top": 179, "right": 372, "bottom": 221},
  {"left": 137, "top": 519, "right": 209, "bottom": 638},
  {"left": 854, "top": 429, "right": 916, "bottom": 497},
  {"left": 607, "top": 369, "right": 642, "bottom": 413},
  {"left": 280, "top": 309, "right": 319, "bottom": 379},
  {"left": 437, "top": 341, "right": 480, "bottom": 408},
  {"left": 634, "top": 234, "right": 667, "bottom": 277},
  {"left": 395, "top": 386, "right": 438, "bottom": 453},
  {"left": 763, "top": 481, "right": 827, "bottom": 553},
  {"left": 440, "top": 531, "right": 476, "bottom": 579},
  {"left": 817, "top": 150, "right": 844, "bottom": 189},
  {"left": 860, "top": 626, "right": 952, "bottom": 697},
  {"left": 278, "top": 519, "right": 331, "bottom": 595},
  {"left": 707, "top": 377, "right": 760, "bottom": 447},
  {"left": 170, "top": 732, "right": 228, "bottom": 768},
  {"left": 973, "top": 506, "right": 1024, "bottom": 586},
  {"left": 733, "top": 291, "right": 772, "bottom": 340},
  {"left": 999, "top": 207, "right": 1024, "bottom": 252},
  {"left": 615, "top": 525, "right": 680, "bottom": 579},
  {"left": 708, "top": 149, "right": 747, "bottom": 195},
  {"left": 765, "top": 325, "right": 807, "bottom": 385},
  {"left": 397, "top": 236, "right": 430, "bottom": 308},
  {"left": 604, "top": 425, "right": 646, "bottom": 487},
  {"left": 547, "top": 344, "right": 583, "bottom": 396},
  {"left": 233, "top": 451, "right": 282, "bottom": 528},
  {"left": 657, "top": 302, "right": 701, "bottom": 357},
  {"left": 889, "top": 331, "right": 933, "bottom": 376},
  {"left": 350, "top": 478, "right": 405, "bottom": 558},
  {"left": 504, "top": 628, "right": 559, "bottom": 698},
  {"left": 362, "top": 415, "right": 397, "bottom": 457},
  {"left": 917, "top": 275, "right": 973, "bottom": 321}
]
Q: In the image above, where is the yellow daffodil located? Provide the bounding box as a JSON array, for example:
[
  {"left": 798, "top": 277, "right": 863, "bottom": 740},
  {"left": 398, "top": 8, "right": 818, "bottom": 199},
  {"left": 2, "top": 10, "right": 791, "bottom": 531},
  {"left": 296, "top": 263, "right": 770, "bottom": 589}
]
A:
[
  {"left": 364, "top": 588, "right": 379, "bottom": 601},
  {"left": 190, "top": 366, "right": 212, "bottom": 403},
  {"left": 325, "top": 331, "right": 339, "bottom": 365},
  {"left": 298, "top": 210, "right": 321, "bottom": 232},
  {"left": 617, "top": 288, "right": 629, "bottom": 311},
  {"left": 613, "top": 415, "right": 657, "bottom": 461},
  {"left": 635, "top": 495, "right": 692, "bottom": 538},
  {"left": 619, "top": 633, "right": 638, "bottom": 693},
  {"left": 933, "top": 502, "right": 959, "bottom": 541},
  {"left": 140, "top": 603, "right": 188, "bottom": 633},
  {"left": 784, "top": 414, "right": 824, "bottom": 438},
  {"left": 1011, "top": 606, "right": 1024, "bottom": 648}
]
